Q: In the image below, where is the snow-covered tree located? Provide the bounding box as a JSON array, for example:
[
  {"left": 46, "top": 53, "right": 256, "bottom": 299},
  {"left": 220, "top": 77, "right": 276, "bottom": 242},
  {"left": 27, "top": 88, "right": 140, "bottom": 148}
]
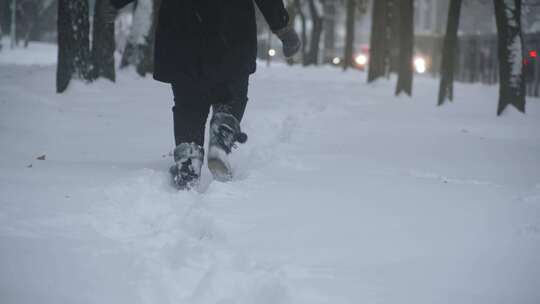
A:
[
  {"left": 368, "top": 0, "right": 392, "bottom": 82},
  {"left": 21, "top": 0, "right": 56, "bottom": 47},
  {"left": 293, "top": 0, "right": 307, "bottom": 61},
  {"left": 343, "top": 0, "right": 357, "bottom": 70},
  {"left": 438, "top": 0, "right": 462, "bottom": 105},
  {"left": 91, "top": 0, "right": 116, "bottom": 82},
  {"left": 494, "top": 0, "right": 526, "bottom": 115},
  {"left": 10, "top": 0, "right": 16, "bottom": 48},
  {"left": 304, "top": 0, "right": 323, "bottom": 65},
  {"left": 120, "top": 0, "right": 160, "bottom": 76},
  {"left": 322, "top": 0, "right": 336, "bottom": 62},
  {"left": 395, "top": 0, "right": 414, "bottom": 96},
  {"left": 366, "top": 0, "right": 415, "bottom": 94},
  {"left": 56, "top": 0, "right": 91, "bottom": 93}
]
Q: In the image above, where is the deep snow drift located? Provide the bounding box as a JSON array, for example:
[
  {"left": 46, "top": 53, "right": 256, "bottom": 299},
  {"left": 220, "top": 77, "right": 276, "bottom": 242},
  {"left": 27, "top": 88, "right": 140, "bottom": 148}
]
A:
[{"left": 1, "top": 43, "right": 540, "bottom": 304}]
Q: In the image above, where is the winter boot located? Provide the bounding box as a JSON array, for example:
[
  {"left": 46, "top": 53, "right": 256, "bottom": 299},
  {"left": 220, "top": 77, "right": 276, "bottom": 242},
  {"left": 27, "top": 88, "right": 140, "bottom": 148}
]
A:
[
  {"left": 169, "top": 143, "right": 204, "bottom": 190},
  {"left": 208, "top": 112, "right": 248, "bottom": 182}
]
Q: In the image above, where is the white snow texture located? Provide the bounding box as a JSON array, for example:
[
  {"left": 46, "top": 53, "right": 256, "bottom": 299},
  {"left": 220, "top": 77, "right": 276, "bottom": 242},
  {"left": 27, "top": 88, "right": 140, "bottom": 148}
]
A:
[
  {"left": 503, "top": 0, "right": 523, "bottom": 91},
  {"left": 128, "top": 0, "right": 153, "bottom": 45}
]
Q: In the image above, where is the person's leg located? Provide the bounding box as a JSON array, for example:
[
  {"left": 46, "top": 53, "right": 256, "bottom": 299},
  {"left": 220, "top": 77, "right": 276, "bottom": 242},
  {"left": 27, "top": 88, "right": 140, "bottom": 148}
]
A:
[
  {"left": 171, "top": 82, "right": 211, "bottom": 147},
  {"left": 212, "top": 75, "right": 249, "bottom": 121},
  {"left": 169, "top": 80, "right": 211, "bottom": 189},
  {"left": 207, "top": 75, "right": 249, "bottom": 181}
]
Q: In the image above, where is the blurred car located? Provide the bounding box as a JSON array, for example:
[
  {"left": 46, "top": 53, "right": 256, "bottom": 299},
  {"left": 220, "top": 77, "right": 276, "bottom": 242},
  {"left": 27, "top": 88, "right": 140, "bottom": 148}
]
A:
[
  {"left": 330, "top": 44, "right": 431, "bottom": 75},
  {"left": 350, "top": 45, "right": 370, "bottom": 71}
]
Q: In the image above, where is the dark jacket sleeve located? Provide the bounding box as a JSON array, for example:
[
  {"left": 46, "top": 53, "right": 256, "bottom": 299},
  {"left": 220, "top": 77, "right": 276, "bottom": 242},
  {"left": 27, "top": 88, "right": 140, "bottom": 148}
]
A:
[
  {"left": 254, "top": 0, "right": 289, "bottom": 32},
  {"left": 110, "top": 0, "right": 134, "bottom": 9}
]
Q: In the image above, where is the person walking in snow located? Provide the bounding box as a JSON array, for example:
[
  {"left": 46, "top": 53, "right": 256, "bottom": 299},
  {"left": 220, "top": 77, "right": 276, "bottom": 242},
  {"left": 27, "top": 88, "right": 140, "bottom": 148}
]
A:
[{"left": 109, "top": 0, "right": 301, "bottom": 189}]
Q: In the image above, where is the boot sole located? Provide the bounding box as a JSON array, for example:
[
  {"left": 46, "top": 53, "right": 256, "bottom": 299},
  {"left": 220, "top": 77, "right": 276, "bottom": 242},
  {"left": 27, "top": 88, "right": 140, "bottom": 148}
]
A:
[
  {"left": 208, "top": 158, "right": 233, "bottom": 182},
  {"left": 169, "top": 166, "right": 198, "bottom": 190}
]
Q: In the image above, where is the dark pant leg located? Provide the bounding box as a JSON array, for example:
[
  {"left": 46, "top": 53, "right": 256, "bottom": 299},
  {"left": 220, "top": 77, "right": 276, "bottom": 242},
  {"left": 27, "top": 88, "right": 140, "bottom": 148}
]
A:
[
  {"left": 212, "top": 75, "right": 249, "bottom": 122},
  {"left": 171, "top": 81, "right": 211, "bottom": 147}
]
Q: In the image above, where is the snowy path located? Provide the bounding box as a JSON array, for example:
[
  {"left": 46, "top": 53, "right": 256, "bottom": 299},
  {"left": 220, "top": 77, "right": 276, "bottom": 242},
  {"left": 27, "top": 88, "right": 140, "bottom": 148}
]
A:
[{"left": 1, "top": 48, "right": 540, "bottom": 304}]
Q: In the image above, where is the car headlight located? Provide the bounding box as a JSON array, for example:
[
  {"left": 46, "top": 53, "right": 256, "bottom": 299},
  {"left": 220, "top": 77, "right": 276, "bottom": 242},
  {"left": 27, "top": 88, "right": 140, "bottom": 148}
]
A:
[
  {"left": 355, "top": 54, "right": 368, "bottom": 66},
  {"left": 414, "top": 57, "right": 427, "bottom": 74},
  {"left": 332, "top": 57, "right": 341, "bottom": 65}
]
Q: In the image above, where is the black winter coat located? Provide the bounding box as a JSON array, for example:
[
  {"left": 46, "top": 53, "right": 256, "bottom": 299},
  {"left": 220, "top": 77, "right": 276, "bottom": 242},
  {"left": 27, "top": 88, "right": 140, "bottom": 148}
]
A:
[{"left": 110, "top": 0, "right": 289, "bottom": 83}]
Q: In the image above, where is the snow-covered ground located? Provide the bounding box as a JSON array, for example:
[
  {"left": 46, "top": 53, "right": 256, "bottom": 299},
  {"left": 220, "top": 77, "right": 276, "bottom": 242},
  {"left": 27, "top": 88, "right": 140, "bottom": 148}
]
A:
[
  {"left": 0, "top": 39, "right": 57, "bottom": 66},
  {"left": 1, "top": 42, "right": 540, "bottom": 304}
]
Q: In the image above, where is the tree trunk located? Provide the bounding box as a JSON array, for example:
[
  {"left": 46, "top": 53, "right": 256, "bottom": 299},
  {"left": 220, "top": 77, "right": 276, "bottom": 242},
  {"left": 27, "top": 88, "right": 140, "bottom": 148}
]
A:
[
  {"left": 285, "top": 0, "right": 296, "bottom": 65},
  {"left": 23, "top": 20, "right": 34, "bottom": 48},
  {"left": 395, "top": 0, "right": 414, "bottom": 96},
  {"left": 10, "top": 0, "right": 16, "bottom": 48},
  {"left": 322, "top": 0, "right": 336, "bottom": 62},
  {"left": 304, "top": 0, "right": 323, "bottom": 66},
  {"left": 120, "top": 0, "right": 156, "bottom": 76},
  {"left": 138, "top": 0, "right": 161, "bottom": 75},
  {"left": 91, "top": 0, "right": 116, "bottom": 82},
  {"left": 294, "top": 0, "right": 307, "bottom": 62},
  {"left": 343, "top": 0, "right": 356, "bottom": 70},
  {"left": 494, "top": 0, "right": 526, "bottom": 115},
  {"left": 386, "top": 0, "right": 399, "bottom": 74},
  {"left": 368, "top": 0, "right": 390, "bottom": 82},
  {"left": 438, "top": 0, "right": 462, "bottom": 106},
  {"left": 22, "top": 1, "right": 38, "bottom": 48},
  {"left": 56, "top": 0, "right": 91, "bottom": 93}
]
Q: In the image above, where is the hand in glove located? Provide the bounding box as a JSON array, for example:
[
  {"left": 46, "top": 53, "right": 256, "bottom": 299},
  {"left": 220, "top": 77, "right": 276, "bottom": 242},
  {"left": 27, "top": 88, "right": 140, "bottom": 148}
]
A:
[{"left": 274, "top": 26, "right": 301, "bottom": 58}]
